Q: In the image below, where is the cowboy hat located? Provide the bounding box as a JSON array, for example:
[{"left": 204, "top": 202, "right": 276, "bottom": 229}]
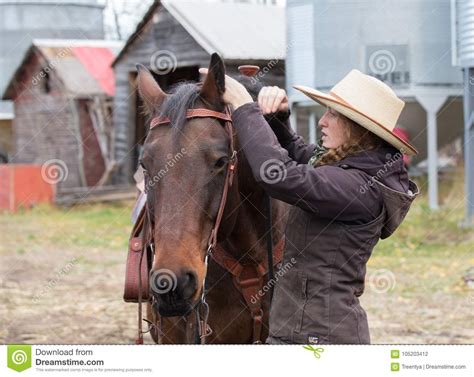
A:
[{"left": 293, "top": 69, "right": 418, "bottom": 155}]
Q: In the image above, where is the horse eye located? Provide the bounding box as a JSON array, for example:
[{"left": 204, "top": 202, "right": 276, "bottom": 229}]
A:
[
  {"left": 139, "top": 160, "right": 147, "bottom": 172},
  {"left": 215, "top": 156, "right": 228, "bottom": 169}
]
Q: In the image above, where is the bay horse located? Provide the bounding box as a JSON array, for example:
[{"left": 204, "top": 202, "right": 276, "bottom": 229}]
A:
[{"left": 136, "top": 53, "right": 289, "bottom": 344}]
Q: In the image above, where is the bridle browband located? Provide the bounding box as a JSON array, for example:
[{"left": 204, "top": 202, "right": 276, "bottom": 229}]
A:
[{"left": 150, "top": 109, "right": 233, "bottom": 129}]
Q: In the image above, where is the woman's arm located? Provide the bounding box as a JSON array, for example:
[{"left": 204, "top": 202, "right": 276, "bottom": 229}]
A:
[
  {"left": 265, "top": 109, "right": 319, "bottom": 164},
  {"left": 232, "top": 102, "right": 381, "bottom": 222}
]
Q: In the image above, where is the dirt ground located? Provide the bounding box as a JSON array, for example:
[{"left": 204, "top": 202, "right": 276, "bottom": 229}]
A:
[
  {"left": 0, "top": 244, "right": 141, "bottom": 344},
  {"left": 0, "top": 196, "right": 473, "bottom": 344}
]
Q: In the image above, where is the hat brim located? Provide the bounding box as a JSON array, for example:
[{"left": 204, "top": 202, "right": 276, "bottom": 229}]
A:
[{"left": 293, "top": 85, "right": 418, "bottom": 156}]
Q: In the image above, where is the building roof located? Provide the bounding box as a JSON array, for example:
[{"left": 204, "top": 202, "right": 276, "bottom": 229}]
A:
[
  {"left": 3, "top": 39, "right": 124, "bottom": 99},
  {"left": 113, "top": 0, "right": 286, "bottom": 66}
]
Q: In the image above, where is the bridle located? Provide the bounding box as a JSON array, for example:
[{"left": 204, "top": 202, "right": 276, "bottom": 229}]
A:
[
  {"left": 150, "top": 107, "right": 237, "bottom": 258},
  {"left": 136, "top": 105, "right": 284, "bottom": 345},
  {"left": 138, "top": 106, "right": 238, "bottom": 344}
]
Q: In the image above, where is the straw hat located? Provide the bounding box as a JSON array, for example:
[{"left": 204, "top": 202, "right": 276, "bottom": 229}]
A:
[{"left": 293, "top": 69, "right": 418, "bottom": 155}]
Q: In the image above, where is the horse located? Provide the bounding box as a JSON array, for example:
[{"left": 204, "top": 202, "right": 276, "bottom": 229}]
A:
[{"left": 136, "top": 53, "right": 289, "bottom": 344}]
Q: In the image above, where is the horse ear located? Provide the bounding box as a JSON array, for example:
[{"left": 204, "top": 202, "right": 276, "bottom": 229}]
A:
[
  {"left": 200, "top": 53, "right": 226, "bottom": 106},
  {"left": 136, "top": 64, "right": 167, "bottom": 114}
]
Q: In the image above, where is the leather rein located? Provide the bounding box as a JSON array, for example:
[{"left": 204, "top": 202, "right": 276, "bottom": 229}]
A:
[{"left": 138, "top": 107, "right": 284, "bottom": 344}]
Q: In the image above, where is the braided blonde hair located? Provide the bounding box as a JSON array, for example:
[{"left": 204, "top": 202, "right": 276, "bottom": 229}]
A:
[{"left": 314, "top": 111, "right": 387, "bottom": 167}]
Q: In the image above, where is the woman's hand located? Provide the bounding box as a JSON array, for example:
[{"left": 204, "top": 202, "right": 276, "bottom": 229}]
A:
[
  {"left": 258, "top": 86, "right": 288, "bottom": 115},
  {"left": 199, "top": 68, "right": 253, "bottom": 110}
]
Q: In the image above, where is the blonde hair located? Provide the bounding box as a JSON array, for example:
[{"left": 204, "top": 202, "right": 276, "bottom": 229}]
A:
[{"left": 314, "top": 112, "right": 386, "bottom": 167}]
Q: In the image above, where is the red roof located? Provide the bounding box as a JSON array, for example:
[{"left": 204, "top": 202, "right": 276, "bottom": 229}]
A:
[{"left": 71, "top": 47, "right": 116, "bottom": 96}]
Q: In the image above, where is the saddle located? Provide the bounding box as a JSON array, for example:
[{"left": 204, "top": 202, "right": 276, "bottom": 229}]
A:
[
  {"left": 123, "top": 191, "right": 152, "bottom": 302},
  {"left": 123, "top": 166, "right": 152, "bottom": 303}
]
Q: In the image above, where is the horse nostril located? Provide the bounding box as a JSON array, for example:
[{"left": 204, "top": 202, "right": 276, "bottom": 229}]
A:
[
  {"left": 151, "top": 268, "right": 197, "bottom": 302},
  {"left": 180, "top": 270, "right": 197, "bottom": 300}
]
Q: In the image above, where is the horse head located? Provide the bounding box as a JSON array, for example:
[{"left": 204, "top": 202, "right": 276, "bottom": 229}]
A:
[{"left": 137, "top": 53, "right": 249, "bottom": 317}]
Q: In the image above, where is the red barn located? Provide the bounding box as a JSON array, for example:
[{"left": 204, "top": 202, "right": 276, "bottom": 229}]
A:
[{"left": 2, "top": 39, "right": 123, "bottom": 193}]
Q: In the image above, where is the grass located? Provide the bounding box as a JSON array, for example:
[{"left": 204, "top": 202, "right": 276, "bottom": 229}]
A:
[{"left": 0, "top": 200, "right": 134, "bottom": 254}]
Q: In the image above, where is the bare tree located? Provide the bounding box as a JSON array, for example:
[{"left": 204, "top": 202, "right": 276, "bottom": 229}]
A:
[{"left": 104, "top": 0, "right": 154, "bottom": 41}]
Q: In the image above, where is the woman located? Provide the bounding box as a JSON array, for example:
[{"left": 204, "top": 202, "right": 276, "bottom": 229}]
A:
[{"left": 200, "top": 68, "right": 419, "bottom": 344}]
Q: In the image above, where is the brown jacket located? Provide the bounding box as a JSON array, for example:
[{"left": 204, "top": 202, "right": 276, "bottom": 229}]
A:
[{"left": 231, "top": 102, "right": 419, "bottom": 344}]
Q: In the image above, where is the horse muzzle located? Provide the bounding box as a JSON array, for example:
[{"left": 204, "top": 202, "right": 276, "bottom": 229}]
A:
[{"left": 150, "top": 268, "right": 199, "bottom": 317}]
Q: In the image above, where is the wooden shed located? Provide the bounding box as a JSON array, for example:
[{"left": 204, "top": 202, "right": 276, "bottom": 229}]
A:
[
  {"left": 2, "top": 39, "right": 123, "bottom": 193},
  {"left": 112, "top": 0, "right": 287, "bottom": 184}
]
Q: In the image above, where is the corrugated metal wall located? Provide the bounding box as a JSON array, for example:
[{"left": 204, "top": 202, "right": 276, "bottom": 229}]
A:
[
  {"left": 287, "top": 0, "right": 462, "bottom": 99},
  {"left": 286, "top": 0, "right": 315, "bottom": 103},
  {"left": 454, "top": 0, "right": 474, "bottom": 67},
  {"left": 0, "top": 0, "right": 104, "bottom": 96}
]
